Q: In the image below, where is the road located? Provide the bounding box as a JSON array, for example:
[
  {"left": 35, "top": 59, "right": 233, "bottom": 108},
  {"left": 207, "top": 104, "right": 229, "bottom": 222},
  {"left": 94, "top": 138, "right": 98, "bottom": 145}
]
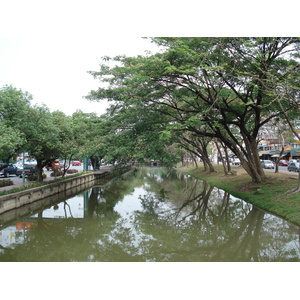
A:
[
  {"left": 264, "top": 165, "right": 298, "bottom": 175},
  {"left": 229, "top": 164, "right": 298, "bottom": 176}
]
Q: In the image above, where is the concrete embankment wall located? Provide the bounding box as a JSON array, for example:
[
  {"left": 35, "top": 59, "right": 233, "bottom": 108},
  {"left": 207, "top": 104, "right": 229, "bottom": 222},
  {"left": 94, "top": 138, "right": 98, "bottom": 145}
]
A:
[{"left": 0, "top": 171, "right": 109, "bottom": 217}]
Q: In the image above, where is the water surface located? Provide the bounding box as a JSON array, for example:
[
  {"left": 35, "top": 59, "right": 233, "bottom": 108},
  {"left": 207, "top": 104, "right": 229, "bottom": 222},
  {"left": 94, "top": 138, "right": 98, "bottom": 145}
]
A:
[{"left": 0, "top": 167, "right": 299, "bottom": 261}]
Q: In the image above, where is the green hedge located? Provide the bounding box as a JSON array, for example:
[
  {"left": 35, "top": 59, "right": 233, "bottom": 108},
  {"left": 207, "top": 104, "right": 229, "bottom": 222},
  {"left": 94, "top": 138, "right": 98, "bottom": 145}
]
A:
[{"left": 0, "top": 179, "right": 14, "bottom": 187}]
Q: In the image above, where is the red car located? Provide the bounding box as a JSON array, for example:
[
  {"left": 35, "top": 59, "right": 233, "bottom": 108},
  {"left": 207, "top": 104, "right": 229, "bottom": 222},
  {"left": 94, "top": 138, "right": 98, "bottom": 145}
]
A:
[
  {"left": 72, "top": 161, "right": 81, "bottom": 166},
  {"left": 278, "top": 160, "right": 288, "bottom": 166},
  {"left": 45, "top": 160, "right": 62, "bottom": 171}
]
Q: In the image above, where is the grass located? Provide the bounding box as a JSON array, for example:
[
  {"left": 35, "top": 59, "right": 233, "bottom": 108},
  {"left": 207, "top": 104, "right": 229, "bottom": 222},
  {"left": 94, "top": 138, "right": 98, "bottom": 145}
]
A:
[{"left": 179, "top": 163, "right": 300, "bottom": 227}]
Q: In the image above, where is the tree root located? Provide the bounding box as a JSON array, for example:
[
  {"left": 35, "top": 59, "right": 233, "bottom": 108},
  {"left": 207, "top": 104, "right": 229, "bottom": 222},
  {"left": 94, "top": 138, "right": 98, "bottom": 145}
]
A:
[{"left": 286, "top": 187, "right": 300, "bottom": 195}]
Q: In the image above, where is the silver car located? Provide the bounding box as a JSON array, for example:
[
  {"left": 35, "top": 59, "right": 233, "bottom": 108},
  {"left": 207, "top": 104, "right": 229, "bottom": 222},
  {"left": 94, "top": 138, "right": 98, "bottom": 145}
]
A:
[
  {"left": 261, "top": 160, "right": 275, "bottom": 169},
  {"left": 287, "top": 162, "right": 300, "bottom": 172}
]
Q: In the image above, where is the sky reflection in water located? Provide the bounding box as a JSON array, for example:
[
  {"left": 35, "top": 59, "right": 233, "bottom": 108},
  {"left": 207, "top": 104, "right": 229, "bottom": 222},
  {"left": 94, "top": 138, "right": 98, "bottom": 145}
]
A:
[{"left": 0, "top": 167, "right": 299, "bottom": 262}]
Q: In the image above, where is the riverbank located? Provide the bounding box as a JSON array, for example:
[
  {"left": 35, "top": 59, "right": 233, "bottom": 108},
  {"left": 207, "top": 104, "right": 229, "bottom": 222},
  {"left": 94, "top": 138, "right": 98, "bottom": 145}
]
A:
[{"left": 179, "top": 164, "right": 300, "bottom": 226}]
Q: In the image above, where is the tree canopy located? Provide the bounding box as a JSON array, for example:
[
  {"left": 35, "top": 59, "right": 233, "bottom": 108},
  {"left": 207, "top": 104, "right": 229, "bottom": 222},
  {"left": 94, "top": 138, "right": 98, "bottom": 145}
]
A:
[
  {"left": 2, "top": 38, "right": 300, "bottom": 185},
  {"left": 0, "top": 86, "right": 80, "bottom": 181},
  {"left": 86, "top": 37, "right": 300, "bottom": 183}
]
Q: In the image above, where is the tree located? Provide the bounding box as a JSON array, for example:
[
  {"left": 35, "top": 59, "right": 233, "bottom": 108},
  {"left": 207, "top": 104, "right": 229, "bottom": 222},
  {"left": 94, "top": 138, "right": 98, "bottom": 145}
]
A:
[
  {"left": 51, "top": 110, "right": 78, "bottom": 175},
  {"left": 164, "top": 131, "right": 216, "bottom": 172},
  {"left": 0, "top": 123, "right": 24, "bottom": 162},
  {"left": 18, "top": 105, "right": 79, "bottom": 182},
  {"left": 72, "top": 111, "right": 110, "bottom": 169},
  {"left": 0, "top": 85, "right": 81, "bottom": 180},
  {"left": 87, "top": 37, "right": 300, "bottom": 183},
  {"left": 0, "top": 85, "right": 31, "bottom": 162},
  {"left": 22, "top": 105, "right": 64, "bottom": 181}
]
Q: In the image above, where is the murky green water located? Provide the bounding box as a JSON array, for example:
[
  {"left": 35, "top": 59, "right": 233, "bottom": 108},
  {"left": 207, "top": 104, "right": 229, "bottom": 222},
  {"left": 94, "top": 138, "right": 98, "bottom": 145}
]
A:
[{"left": 0, "top": 167, "right": 299, "bottom": 262}]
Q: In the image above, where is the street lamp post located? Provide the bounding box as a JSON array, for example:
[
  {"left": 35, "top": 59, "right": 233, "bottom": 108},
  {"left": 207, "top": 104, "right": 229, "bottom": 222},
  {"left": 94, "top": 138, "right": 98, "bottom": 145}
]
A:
[{"left": 22, "top": 152, "right": 25, "bottom": 187}]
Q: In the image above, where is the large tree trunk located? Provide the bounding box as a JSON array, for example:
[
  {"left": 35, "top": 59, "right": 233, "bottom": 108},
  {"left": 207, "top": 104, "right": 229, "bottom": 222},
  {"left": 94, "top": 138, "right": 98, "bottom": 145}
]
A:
[
  {"left": 180, "top": 135, "right": 216, "bottom": 173},
  {"left": 222, "top": 142, "right": 231, "bottom": 173},
  {"left": 36, "top": 159, "right": 44, "bottom": 182},
  {"left": 190, "top": 154, "right": 198, "bottom": 168},
  {"left": 202, "top": 155, "right": 216, "bottom": 173},
  {"left": 238, "top": 139, "right": 266, "bottom": 183},
  {"left": 197, "top": 139, "right": 216, "bottom": 173},
  {"left": 214, "top": 139, "right": 228, "bottom": 176},
  {"left": 297, "top": 172, "right": 300, "bottom": 192},
  {"left": 90, "top": 156, "right": 100, "bottom": 170},
  {"left": 219, "top": 133, "right": 266, "bottom": 183},
  {"left": 287, "top": 171, "right": 300, "bottom": 194},
  {"left": 275, "top": 146, "right": 284, "bottom": 173}
]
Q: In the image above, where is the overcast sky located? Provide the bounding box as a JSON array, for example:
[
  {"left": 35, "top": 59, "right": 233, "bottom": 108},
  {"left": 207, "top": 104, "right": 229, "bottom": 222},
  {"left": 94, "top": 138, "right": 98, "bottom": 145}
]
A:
[
  {"left": 0, "top": 1, "right": 297, "bottom": 117},
  {"left": 0, "top": 36, "right": 160, "bottom": 116}
]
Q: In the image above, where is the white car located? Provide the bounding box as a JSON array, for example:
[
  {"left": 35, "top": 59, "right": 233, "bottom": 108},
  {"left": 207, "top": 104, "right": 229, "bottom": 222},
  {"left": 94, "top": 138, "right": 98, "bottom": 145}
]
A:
[
  {"left": 261, "top": 160, "right": 275, "bottom": 169},
  {"left": 15, "top": 162, "right": 23, "bottom": 169},
  {"left": 232, "top": 158, "right": 241, "bottom": 166}
]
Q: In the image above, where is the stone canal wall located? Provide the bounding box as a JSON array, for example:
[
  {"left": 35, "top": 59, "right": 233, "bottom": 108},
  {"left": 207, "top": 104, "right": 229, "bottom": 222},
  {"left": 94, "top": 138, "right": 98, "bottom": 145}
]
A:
[{"left": 0, "top": 171, "right": 110, "bottom": 216}]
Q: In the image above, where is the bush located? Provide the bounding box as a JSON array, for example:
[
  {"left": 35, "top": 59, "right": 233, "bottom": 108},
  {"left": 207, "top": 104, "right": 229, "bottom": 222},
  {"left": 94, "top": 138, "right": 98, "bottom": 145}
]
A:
[
  {"left": 27, "top": 175, "right": 37, "bottom": 181},
  {"left": 27, "top": 173, "right": 47, "bottom": 181},
  {"left": 66, "top": 169, "right": 78, "bottom": 174},
  {"left": 50, "top": 170, "right": 63, "bottom": 177},
  {"left": 0, "top": 179, "right": 13, "bottom": 187}
]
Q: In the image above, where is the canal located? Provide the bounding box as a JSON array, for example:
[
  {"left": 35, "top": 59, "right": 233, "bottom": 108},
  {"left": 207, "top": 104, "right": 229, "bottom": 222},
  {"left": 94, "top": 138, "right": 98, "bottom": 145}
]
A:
[{"left": 0, "top": 167, "right": 299, "bottom": 262}]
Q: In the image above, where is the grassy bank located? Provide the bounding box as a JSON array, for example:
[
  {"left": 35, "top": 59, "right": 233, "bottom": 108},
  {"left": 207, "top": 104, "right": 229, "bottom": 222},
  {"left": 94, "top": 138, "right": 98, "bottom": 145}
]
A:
[{"left": 179, "top": 164, "right": 300, "bottom": 227}]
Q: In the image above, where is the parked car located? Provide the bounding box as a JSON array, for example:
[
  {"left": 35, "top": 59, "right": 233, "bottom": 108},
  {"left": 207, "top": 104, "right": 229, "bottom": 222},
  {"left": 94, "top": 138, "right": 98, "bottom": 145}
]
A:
[
  {"left": 25, "top": 159, "right": 37, "bottom": 165},
  {"left": 16, "top": 161, "right": 24, "bottom": 169},
  {"left": 261, "top": 160, "right": 275, "bottom": 169},
  {"left": 278, "top": 160, "right": 289, "bottom": 166},
  {"left": 45, "top": 160, "right": 62, "bottom": 171},
  {"left": 288, "top": 159, "right": 298, "bottom": 165},
  {"left": 232, "top": 158, "right": 241, "bottom": 166},
  {"left": 0, "top": 163, "right": 19, "bottom": 177},
  {"left": 72, "top": 160, "right": 81, "bottom": 166},
  {"left": 287, "top": 162, "right": 300, "bottom": 172},
  {"left": 52, "top": 161, "right": 62, "bottom": 170},
  {"left": 18, "top": 164, "right": 37, "bottom": 178}
]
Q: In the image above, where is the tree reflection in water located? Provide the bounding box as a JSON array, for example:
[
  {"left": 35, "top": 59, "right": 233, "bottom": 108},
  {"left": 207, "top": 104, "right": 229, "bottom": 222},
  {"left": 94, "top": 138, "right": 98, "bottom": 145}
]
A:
[{"left": 0, "top": 167, "right": 299, "bottom": 262}]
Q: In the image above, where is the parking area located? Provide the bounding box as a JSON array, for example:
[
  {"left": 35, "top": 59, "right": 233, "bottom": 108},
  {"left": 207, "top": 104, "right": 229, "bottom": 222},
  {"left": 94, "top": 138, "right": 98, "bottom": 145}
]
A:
[
  {"left": 0, "top": 165, "right": 85, "bottom": 191},
  {"left": 0, "top": 164, "right": 114, "bottom": 191}
]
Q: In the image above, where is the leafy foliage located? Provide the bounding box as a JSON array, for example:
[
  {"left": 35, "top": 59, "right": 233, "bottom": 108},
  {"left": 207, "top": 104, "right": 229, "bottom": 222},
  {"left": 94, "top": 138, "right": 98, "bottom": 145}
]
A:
[{"left": 86, "top": 37, "right": 300, "bottom": 183}]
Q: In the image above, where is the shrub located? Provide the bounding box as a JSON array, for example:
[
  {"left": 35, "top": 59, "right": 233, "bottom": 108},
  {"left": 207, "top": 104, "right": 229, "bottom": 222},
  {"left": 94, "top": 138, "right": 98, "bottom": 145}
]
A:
[
  {"left": 50, "top": 170, "right": 63, "bottom": 177},
  {"left": 27, "top": 173, "right": 47, "bottom": 181},
  {"left": 27, "top": 175, "right": 37, "bottom": 181},
  {"left": 0, "top": 179, "right": 13, "bottom": 187},
  {"left": 66, "top": 169, "right": 78, "bottom": 174}
]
